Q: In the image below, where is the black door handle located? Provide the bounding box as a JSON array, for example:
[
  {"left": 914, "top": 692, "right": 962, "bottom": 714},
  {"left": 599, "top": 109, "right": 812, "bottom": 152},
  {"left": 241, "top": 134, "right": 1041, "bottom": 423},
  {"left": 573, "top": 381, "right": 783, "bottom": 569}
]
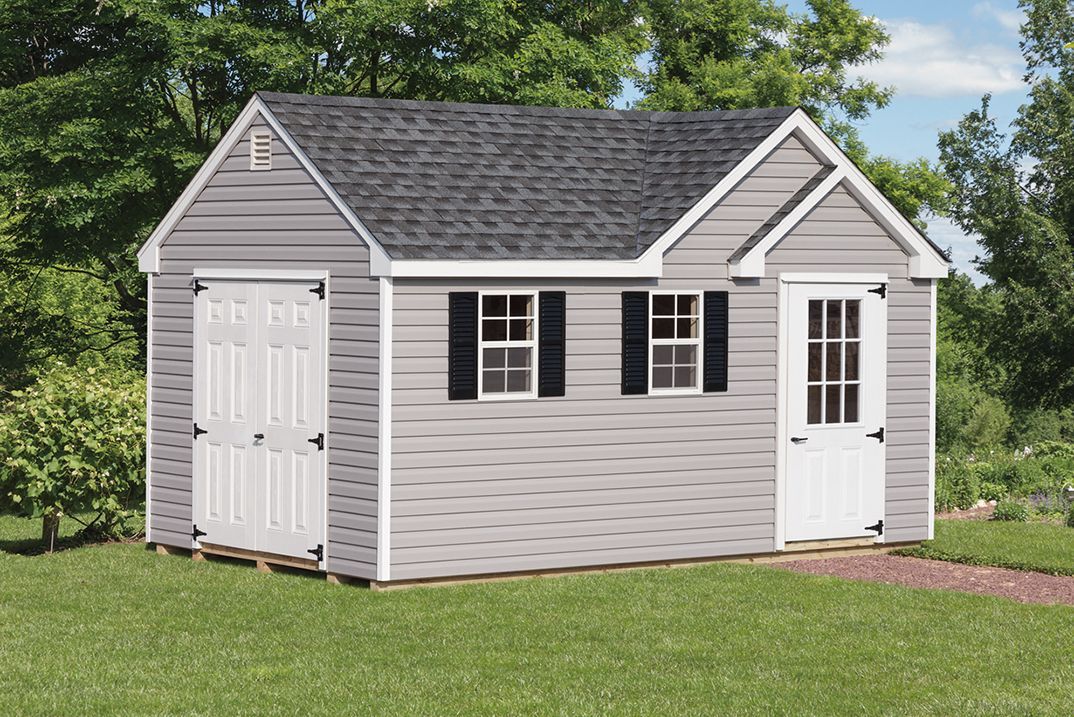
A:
[
  {"left": 253, "top": 433, "right": 265, "bottom": 440},
  {"left": 791, "top": 436, "right": 808, "bottom": 444}
]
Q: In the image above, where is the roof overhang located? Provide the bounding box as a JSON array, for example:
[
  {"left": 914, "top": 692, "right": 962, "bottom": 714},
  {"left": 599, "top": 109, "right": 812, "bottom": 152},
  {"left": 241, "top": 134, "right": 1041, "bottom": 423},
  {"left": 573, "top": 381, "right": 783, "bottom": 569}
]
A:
[
  {"left": 138, "top": 101, "right": 948, "bottom": 281},
  {"left": 136, "top": 95, "right": 393, "bottom": 275}
]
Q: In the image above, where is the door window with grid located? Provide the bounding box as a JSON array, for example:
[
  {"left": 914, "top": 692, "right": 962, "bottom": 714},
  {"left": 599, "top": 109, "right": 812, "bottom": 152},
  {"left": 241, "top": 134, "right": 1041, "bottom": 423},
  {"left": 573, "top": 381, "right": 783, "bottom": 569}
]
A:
[
  {"left": 651, "top": 293, "right": 701, "bottom": 392},
  {"left": 807, "top": 298, "right": 861, "bottom": 424},
  {"left": 480, "top": 293, "right": 536, "bottom": 397}
]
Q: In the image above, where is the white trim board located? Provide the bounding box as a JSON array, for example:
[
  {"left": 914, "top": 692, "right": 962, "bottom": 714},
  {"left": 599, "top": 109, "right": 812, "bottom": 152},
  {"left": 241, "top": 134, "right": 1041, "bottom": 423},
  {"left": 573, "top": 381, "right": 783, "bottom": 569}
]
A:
[
  {"left": 193, "top": 268, "right": 327, "bottom": 281},
  {"left": 144, "top": 272, "right": 154, "bottom": 545},
  {"left": 376, "top": 277, "right": 393, "bottom": 582},
  {"left": 137, "top": 96, "right": 392, "bottom": 276},
  {"left": 928, "top": 279, "right": 938, "bottom": 540}
]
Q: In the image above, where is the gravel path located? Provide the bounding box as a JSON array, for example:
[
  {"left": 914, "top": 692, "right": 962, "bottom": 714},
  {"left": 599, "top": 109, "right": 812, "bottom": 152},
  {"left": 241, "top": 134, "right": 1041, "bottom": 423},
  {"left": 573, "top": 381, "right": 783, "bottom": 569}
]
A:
[{"left": 778, "top": 554, "right": 1074, "bottom": 607}]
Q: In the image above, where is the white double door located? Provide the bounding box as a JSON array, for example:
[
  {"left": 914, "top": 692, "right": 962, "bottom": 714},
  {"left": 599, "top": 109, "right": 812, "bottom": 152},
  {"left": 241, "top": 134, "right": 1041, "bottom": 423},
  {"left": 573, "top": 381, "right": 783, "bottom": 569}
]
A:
[
  {"left": 784, "top": 281, "right": 887, "bottom": 542},
  {"left": 193, "top": 279, "right": 326, "bottom": 561}
]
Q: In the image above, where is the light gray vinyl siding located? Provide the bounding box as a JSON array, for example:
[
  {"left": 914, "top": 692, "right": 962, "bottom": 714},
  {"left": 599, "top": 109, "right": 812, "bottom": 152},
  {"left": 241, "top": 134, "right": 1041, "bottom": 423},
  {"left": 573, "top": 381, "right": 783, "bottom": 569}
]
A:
[
  {"left": 389, "top": 137, "right": 825, "bottom": 580},
  {"left": 766, "top": 183, "right": 932, "bottom": 543},
  {"left": 148, "top": 118, "right": 380, "bottom": 579}
]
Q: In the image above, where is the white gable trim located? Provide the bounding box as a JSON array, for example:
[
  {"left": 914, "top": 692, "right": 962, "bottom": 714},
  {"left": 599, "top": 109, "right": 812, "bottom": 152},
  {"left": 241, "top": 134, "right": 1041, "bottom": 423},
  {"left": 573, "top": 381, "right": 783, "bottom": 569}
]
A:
[
  {"left": 136, "top": 96, "right": 393, "bottom": 276},
  {"left": 729, "top": 168, "right": 847, "bottom": 278},
  {"left": 724, "top": 111, "right": 948, "bottom": 280}
]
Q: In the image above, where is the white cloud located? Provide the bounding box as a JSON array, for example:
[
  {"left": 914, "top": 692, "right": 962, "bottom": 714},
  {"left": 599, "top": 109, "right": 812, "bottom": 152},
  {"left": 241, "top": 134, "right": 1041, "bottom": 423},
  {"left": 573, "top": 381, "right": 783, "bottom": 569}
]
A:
[
  {"left": 856, "top": 19, "right": 1024, "bottom": 97},
  {"left": 972, "top": 2, "right": 1025, "bottom": 34}
]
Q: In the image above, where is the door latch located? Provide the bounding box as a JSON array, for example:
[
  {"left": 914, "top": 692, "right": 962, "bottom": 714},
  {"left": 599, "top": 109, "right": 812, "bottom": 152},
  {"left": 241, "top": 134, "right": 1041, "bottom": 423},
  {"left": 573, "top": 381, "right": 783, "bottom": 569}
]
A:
[
  {"left": 253, "top": 433, "right": 265, "bottom": 441},
  {"left": 790, "top": 436, "right": 808, "bottom": 444},
  {"left": 866, "top": 427, "right": 885, "bottom": 443},
  {"left": 308, "top": 433, "right": 324, "bottom": 451},
  {"left": 307, "top": 544, "right": 324, "bottom": 562},
  {"left": 865, "top": 520, "right": 884, "bottom": 536}
]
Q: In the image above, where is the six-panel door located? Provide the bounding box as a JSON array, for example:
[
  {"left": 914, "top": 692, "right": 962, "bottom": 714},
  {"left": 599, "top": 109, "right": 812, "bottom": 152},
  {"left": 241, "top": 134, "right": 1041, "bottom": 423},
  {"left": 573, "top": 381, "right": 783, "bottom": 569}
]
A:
[
  {"left": 193, "top": 280, "right": 325, "bottom": 562},
  {"left": 785, "top": 282, "right": 887, "bottom": 542}
]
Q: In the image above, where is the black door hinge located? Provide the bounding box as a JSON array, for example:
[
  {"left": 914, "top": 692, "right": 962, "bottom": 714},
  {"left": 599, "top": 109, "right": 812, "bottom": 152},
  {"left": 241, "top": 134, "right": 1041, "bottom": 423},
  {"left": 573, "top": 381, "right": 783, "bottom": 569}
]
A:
[
  {"left": 193, "top": 525, "right": 207, "bottom": 541},
  {"left": 866, "top": 427, "right": 885, "bottom": 443},
  {"left": 193, "top": 423, "right": 208, "bottom": 439},
  {"left": 865, "top": 520, "right": 884, "bottom": 536},
  {"left": 310, "top": 281, "right": 325, "bottom": 300},
  {"left": 867, "top": 283, "right": 887, "bottom": 299},
  {"left": 307, "top": 544, "right": 324, "bottom": 562},
  {"left": 307, "top": 433, "right": 324, "bottom": 451},
  {"left": 193, "top": 279, "right": 209, "bottom": 296}
]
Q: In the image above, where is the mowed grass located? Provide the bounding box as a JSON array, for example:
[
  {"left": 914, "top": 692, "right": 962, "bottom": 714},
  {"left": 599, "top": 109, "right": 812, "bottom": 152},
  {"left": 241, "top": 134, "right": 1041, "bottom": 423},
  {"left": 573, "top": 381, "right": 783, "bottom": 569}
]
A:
[
  {"left": 1, "top": 515, "right": 1073, "bottom": 716},
  {"left": 896, "top": 518, "right": 1074, "bottom": 576}
]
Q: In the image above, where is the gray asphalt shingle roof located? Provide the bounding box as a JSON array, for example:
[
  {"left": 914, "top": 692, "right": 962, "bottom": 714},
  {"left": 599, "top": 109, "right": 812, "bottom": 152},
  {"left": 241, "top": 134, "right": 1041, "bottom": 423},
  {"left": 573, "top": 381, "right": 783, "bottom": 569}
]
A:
[{"left": 257, "top": 92, "right": 797, "bottom": 261}]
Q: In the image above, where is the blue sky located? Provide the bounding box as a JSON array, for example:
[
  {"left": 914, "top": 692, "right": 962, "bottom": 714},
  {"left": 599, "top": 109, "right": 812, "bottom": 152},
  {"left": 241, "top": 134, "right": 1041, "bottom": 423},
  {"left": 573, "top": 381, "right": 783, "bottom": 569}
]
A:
[{"left": 622, "top": 1, "right": 1030, "bottom": 282}]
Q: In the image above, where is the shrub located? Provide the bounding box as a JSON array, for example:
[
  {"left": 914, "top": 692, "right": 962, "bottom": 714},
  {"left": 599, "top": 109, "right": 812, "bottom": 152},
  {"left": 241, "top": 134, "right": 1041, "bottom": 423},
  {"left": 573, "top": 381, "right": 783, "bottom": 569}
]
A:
[
  {"left": 993, "top": 500, "right": 1030, "bottom": 522},
  {"left": 935, "top": 457, "right": 980, "bottom": 511},
  {"left": 0, "top": 364, "right": 145, "bottom": 548},
  {"left": 1067, "top": 502, "right": 1074, "bottom": 529},
  {"left": 1029, "top": 440, "right": 1074, "bottom": 459},
  {"left": 980, "top": 481, "right": 1006, "bottom": 502}
]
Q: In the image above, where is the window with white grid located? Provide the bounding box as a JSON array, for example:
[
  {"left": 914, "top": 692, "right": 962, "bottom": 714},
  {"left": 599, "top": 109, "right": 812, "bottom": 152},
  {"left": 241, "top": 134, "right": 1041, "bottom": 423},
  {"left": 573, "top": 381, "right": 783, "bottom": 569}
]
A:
[
  {"left": 806, "top": 298, "right": 861, "bottom": 424},
  {"left": 479, "top": 293, "right": 537, "bottom": 398},
  {"left": 650, "top": 292, "right": 701, "bottom": 393}
]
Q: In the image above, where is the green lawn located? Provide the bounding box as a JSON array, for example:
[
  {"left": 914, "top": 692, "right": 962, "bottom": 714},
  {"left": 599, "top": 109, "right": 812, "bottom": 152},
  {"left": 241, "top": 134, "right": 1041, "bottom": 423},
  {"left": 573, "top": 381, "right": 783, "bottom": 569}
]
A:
[
  {"left": 2, "top": 515, "right": 1073, "bottom": 715},
  {"left": 895, "top": 519, "right": 1074, "bottom": 576}
]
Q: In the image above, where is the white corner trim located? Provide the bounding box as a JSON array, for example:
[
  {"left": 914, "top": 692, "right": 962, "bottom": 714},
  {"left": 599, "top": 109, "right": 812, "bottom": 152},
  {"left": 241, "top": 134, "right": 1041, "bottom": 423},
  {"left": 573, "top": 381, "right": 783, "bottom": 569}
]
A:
[
  {"left": 193, "top": 268, "right": 327, "bottom": 281},
  {"left": 927, "top": 279, "right": 938, "bottom": 540},
  {"left": 376, "top": 277, "right": 393, "bottom": 582},
  {"left": 137, "top": 96, "right": 393, "bottom": 276},
  {"left": 320, "top": 272, "right": 331, "bottom": 569},
  {"left": 778, "top": 272, "right": 888, "bottom": 285},
  {"left": 774, "top": 277, "right": 789, "bottom": 551},
  {"left": 729, "top": 168, "right": 847, "bottom": 277},
  {"left": 144, "top": 272, "right": 154, "bottom": 544}
]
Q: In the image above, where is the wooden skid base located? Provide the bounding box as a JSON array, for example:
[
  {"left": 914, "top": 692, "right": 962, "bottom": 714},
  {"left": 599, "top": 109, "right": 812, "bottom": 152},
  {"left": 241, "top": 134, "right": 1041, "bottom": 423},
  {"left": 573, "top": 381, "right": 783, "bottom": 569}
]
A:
[
  {"left": 195, "top": 543, "right": 319, "bottom": 573},
  {"left": 365, "top": 541, "right": 918, "bottom": 591}
]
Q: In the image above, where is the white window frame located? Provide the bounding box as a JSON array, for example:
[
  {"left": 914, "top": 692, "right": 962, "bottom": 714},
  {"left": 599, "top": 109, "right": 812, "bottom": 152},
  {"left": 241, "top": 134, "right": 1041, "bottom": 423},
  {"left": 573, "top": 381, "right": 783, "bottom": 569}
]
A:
[
  {"left": 648, "top": 290, "right": 703, "bottom": 396},
  {"left": 477, "top": 289, "right": 539, "bottom": 401}
]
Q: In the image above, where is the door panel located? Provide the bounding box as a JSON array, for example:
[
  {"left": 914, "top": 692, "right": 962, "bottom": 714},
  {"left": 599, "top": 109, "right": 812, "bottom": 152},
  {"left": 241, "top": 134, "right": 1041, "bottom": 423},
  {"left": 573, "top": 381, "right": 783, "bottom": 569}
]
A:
[
  {"left": 194, "top": 279, "right": 325, "bottom": 562},
  {"left": 785, "top": 282, "right": 886, "bottom": 542},
  {"left": 194, "top": 282, "right": 258, "bottom": 550}
]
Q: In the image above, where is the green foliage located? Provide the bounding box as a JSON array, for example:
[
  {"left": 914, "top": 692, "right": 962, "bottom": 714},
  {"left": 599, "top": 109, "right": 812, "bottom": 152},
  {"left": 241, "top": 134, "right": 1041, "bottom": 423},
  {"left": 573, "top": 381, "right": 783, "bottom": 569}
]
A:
[
  {"left": 993, "top": 500, "right": 1030, "bottom": 522},
  {"left": 1067, "top": 501, "right": 1074, "bottom": 529},
  {"left": 0, "top": 364, "right": 145, "bottom": 537},
  {"left": 980, "top": 481, "right": 1006, "bottom": 502},
  {"left": 935, "top": 456, "right": 980, "bottom": 511}
]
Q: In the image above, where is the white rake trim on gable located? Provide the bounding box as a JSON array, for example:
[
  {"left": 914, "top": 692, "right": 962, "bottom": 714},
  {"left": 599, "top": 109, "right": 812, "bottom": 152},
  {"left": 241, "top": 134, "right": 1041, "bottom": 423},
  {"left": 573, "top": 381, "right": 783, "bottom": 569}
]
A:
[
  {"left": 724, "top": 111, "right": 949, "bottom": 280},
  {"left": 728, "top": 168, "right": 848, "bottom": 278},
  {"left": 136, "top": 95, "right": 393, "bottom": 276}
]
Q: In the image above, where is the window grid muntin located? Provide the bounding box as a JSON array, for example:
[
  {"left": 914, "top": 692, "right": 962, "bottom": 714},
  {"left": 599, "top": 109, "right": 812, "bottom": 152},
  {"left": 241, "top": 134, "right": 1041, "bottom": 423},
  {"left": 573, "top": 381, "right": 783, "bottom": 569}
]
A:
[
  {"left": 650, "top": 291, "right": 702, "bottom": 394},
  {"left": 806, "top": 298, "right": 861, "bottom": 424},
  {"left": 478, "top": 291, "right": 537, "bottom": 399}
]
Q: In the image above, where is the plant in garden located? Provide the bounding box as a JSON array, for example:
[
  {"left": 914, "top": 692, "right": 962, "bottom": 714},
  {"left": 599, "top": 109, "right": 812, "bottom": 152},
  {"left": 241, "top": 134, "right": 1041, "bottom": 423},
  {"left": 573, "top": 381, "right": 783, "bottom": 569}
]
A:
[
  {"left": 1067, "top": 502, "right": 1074, "bottom": 529},
  {"left": 993, "top": 500, "right": 1030, "bottom": 522},
  {"left": 935, "top": 456, "right": 981, "bottom": 511},
  {"left": 0, "top": 363, "right": 145, "bottom": 549}
]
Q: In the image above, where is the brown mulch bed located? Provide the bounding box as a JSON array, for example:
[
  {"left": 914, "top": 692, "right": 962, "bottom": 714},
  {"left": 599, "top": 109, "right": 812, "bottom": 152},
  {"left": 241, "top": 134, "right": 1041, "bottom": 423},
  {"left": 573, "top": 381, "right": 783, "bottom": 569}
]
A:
[
  {"left": 778, "top": 554, "right": 1074, "bottom": 607},
  {"left": 936, "top": 504, "right": 995, "bottom": 521}
]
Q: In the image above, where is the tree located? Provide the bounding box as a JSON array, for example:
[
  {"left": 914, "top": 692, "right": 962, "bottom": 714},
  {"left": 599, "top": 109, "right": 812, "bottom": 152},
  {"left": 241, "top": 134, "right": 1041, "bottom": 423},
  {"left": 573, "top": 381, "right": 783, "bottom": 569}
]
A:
[
  {"left": 0, "top": 0, "right": 645, "bottom": 387},
  {"left": 939, "top": 0, "right": 1074, "bottom": 408},
  {"left": 639, "top": 0, "right": 949, "bottom": 225}
]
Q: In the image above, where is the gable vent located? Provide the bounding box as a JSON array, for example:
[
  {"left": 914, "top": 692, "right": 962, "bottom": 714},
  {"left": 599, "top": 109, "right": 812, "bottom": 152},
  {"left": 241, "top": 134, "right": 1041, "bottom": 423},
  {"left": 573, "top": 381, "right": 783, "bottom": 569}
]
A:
[{"left": 250, "top": 130, "right": 272, "bottom": 170}]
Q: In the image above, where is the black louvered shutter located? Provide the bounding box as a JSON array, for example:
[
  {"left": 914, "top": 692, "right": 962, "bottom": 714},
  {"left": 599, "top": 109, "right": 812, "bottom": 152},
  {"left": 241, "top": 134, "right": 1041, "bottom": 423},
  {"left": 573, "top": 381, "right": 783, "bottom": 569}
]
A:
[
  {"left": 621, "top": 292, "right": 649, "bottom": 395},
  {"left": 538, "top": 291, "right": 566, "bottom": 397},
  {"left": 703, "top": 291, "right": 729, "bottom": 392},
  {"left": 448, "top": 292, "right": 478, "bottom": 400}
]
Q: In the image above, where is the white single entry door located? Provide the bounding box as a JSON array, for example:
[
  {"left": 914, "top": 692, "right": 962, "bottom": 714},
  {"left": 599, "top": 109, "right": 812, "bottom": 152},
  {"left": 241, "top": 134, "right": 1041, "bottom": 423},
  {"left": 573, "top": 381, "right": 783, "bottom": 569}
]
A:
[
  {"left": 193, "top": 279, "right": 326, "bottom": 563},
  {"left": 784, "top": 281, "right": 887, "bottom": 542}
]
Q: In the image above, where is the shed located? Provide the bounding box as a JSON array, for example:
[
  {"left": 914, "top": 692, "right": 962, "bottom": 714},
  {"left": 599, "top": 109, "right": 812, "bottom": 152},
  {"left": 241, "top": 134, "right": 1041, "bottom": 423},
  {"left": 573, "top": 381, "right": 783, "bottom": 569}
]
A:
[{"left": 138, "top": 92, "right": 948, "bottom": 586}]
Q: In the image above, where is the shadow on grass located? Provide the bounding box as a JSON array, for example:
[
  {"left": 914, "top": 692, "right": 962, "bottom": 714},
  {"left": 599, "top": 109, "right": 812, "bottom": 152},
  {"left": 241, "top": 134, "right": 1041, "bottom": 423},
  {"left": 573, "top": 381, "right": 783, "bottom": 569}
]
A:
[{"left": 0, "top": 513, "right": 144, "bottom": 556}]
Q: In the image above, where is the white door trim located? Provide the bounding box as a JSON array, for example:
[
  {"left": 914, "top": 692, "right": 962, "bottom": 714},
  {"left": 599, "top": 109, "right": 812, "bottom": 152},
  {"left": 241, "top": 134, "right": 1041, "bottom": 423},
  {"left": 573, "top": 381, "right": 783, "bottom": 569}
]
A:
[
  {"left": 191, "top": 273, "right": 330, "bottom": 567},
  {"left": 776, "top": 272, "right": 888, "bottom": 550}
]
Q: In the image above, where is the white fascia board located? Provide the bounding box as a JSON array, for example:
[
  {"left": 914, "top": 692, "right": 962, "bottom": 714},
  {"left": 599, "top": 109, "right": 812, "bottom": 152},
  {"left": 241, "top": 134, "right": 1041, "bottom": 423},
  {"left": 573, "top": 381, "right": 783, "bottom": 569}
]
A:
[
  {"left": 137, "top": 96, "right": 393, "bottom": 277},
  {"left": 193, "top": 268, "right": 327, "bottom": 281},
  {"left": 778, "top": 272, "right": 888, "bottom": 285},
  {"left": 789, "top": 115, "right": 950, "bottom": 280},
  {"left": 388, "top": 252, "right": 663, "bottom": 279},
  {"left": 729, "top": 167, "right": 847, "bottom": 278}
]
